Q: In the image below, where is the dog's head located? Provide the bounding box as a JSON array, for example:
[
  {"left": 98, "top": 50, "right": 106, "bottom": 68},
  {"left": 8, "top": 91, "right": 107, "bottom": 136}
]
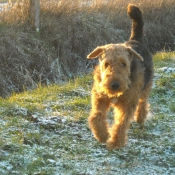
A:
[{"left": 87, "top": 44, "right": 143, "bottom": 98}]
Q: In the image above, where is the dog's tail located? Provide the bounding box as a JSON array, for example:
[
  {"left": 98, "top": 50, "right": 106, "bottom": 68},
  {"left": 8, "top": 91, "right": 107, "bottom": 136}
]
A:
[{"left": 127, "top": 4, "right": 143, "bottom": 42}]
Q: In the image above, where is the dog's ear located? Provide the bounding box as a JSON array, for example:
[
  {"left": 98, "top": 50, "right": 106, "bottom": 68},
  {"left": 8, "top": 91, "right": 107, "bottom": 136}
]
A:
[
  {"left": 127, "top": 47, "right": 143, "bottom": 61},
  {"left": 87, "top": 46, "right": 105, "bottom": 59}
]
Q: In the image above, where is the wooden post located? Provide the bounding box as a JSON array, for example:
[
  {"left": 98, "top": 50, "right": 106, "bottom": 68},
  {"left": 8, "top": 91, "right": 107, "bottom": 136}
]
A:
[
  {"left": 35, "top": 0, "right": 40, "bottom": 32},
  {"left": 29, "top": 0, "right": 40, "bottom": 32}
]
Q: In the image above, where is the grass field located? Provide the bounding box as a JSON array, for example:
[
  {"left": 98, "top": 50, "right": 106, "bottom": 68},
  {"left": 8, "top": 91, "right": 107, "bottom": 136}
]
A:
[
  {"left": 0, "top": 52, "right": 175, "bottom": 175},
  {"left": 0, "top": 0, "right": 175, "bottom": 97}
]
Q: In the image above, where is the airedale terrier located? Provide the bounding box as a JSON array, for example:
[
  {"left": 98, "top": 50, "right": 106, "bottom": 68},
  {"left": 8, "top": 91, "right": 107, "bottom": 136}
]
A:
[{"left": 87, "top": 4, "right": 153, "bottom": 150}]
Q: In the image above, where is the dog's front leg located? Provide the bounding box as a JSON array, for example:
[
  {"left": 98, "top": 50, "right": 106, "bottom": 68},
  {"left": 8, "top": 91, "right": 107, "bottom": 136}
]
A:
[
  {"left": 107, "top": 102, "right": 137, "bottom": 150},
  {"left": 88, "top": 92, "right": 110, "bottom": 143}
]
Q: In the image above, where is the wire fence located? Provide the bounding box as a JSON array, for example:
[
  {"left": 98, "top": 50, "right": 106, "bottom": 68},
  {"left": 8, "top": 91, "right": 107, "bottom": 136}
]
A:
[
  {"left": 0, "top": 0, "right": 13, "bottom": 13},
  {"left": 0, "top": 0, "right": 38, "bottom": 29},
  {"left": 0, "top": 0, "right": 110, "bottom": 30}
]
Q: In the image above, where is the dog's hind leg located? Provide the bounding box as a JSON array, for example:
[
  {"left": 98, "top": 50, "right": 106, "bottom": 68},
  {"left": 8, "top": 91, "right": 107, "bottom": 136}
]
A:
[
  {"left": 135, "top": 80, "right": 152, "bottom": 124},
  {"left": 135, "top": 99, "right": 149, "bottom": 124}
]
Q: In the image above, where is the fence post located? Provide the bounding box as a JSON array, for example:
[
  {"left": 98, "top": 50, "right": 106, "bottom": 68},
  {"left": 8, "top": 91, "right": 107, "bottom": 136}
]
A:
[
  {"left": 29, "top": 0, "right": 40, "bottom": 32},
  {"left": 35, "top": 0, "right": 40, "bottom": 32}
]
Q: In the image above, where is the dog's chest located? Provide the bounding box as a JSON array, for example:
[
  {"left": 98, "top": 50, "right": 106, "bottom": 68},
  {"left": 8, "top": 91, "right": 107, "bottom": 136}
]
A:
[{"left": 110, "top": 97, "right": 118, "bottom": 104}]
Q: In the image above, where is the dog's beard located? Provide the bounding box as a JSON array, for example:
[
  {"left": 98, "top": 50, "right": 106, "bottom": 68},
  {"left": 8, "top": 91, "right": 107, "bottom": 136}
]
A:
[
  {"left": 95, "top": 74, "right": 131, "bottom": 98},
  {"left": 98, "top": 82, "right": 125, "bottom": 98}
]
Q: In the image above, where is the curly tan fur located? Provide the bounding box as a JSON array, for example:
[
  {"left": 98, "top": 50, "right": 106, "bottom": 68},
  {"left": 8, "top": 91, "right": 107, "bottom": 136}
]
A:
[{"left": 87, "top": 4, "right": 153, "bottom": 150}]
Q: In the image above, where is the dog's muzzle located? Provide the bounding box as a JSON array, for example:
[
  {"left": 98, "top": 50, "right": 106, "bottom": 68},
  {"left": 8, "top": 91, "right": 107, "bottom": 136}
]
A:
[{"left": 111, "top": 82, "right": 120, "bottom": 90}]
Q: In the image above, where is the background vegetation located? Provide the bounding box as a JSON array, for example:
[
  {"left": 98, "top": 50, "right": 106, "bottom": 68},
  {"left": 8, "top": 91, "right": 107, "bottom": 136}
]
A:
[{"left": 0, "top": 0, "right": 175, "bottom": 97}]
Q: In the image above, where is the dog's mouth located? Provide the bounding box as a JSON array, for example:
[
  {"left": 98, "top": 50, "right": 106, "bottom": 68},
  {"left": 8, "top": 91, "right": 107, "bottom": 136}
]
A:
[
  {"left": 98, "top": 80, "right": 130, "bottom": 98},
  {"left": 98, "top": 82, "right": 124, "bottom": 98},
  {"left": 109, "top": 88, "right": 124, "bottom": 97}
]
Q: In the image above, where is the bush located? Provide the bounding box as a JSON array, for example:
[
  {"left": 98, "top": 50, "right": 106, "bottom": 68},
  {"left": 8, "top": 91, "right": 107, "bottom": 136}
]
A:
[{"left": 0, "top": 0, "right": 175, "bottom": 96}]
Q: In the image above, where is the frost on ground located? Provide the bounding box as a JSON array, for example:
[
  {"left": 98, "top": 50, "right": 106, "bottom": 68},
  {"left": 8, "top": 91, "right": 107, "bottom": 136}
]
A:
[{"left": 0, "top": 66, "right": 175, "bottom": 175}]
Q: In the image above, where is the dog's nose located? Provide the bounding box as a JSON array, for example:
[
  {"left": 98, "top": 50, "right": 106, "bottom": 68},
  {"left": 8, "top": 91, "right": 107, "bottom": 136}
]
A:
[{"left": 111, "top": 82, "right": 120, "bottom": 90}]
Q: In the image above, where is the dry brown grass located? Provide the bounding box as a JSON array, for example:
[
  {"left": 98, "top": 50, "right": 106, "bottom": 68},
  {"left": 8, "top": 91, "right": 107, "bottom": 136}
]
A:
[{"left": 0, "top": 0, "right": 175, "bottom": 97}]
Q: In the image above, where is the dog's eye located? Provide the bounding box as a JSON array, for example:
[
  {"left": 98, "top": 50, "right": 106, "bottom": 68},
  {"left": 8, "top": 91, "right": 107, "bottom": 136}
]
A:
[
  {"left": 121, "top": 63, "right": 126, "bottom": 67},
  {"left": 104, "top": 62, "right": 109, "bottom": 69}
]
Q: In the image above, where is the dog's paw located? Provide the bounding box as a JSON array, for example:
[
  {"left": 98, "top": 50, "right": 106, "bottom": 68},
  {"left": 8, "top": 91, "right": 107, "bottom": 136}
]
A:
[
  {"left": 106, "top": 139, "right": 125, "bottom": 150},
  {"left": 94, "top": 132, "right": 109, "bottom": 143}
]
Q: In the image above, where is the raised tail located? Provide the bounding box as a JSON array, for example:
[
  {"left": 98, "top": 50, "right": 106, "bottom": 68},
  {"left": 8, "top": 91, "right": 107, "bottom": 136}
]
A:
[{"left": 127, "top": 4, "right": 144, "bottom": 42}]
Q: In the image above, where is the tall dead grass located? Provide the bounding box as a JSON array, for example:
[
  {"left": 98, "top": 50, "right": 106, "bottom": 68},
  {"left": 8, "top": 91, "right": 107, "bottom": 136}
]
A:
[{"left": 0, "top": 0, "right": 175, "bottom": 97}]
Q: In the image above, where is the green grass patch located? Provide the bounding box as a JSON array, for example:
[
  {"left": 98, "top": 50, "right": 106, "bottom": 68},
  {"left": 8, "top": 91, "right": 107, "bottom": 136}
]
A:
[
  {"left": 153, "top": 51, "right": 175, "bottom": 68},
  {"left": 0, "top": 74, "right": 92, "bottom": 117},
  {"left": 155, "top": 74, "right": 175, "bottom": 89}
]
